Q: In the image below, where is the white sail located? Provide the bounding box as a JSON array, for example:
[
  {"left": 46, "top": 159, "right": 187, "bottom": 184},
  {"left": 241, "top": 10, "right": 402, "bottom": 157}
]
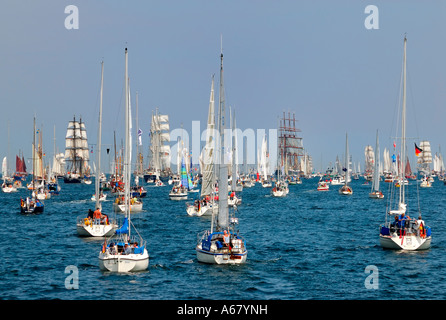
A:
[{"left": 201, "top": 75, "right": 216, "bottom": 197}]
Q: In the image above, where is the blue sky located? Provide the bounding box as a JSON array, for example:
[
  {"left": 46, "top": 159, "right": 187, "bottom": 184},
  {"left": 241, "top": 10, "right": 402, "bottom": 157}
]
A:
[{"left": 1, "top": 1, "right": 445, "bottom": 173}]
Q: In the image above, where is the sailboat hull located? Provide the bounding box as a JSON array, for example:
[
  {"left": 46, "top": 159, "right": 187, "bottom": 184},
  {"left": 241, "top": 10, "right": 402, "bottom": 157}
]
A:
[
  {"left": 369, "top": 191, "right": 384, "bottom": 199},
  {"left": 379, "top": 234, "right": 431, "bottom": 251},
  {"left": 113, "top": 202, "right": 143, "bottom": 213},
  {"left": 99, "top": 250, "right": 149, "bottom": 272},
  {"left": 196, "top": 246, "right": 247, "bottom": 265},
  {"left": 77, "top": 220, "right": 117, "bottom": 237}
]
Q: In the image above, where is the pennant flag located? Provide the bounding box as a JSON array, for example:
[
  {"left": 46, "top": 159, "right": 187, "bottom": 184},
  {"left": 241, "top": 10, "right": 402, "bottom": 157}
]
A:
[
  {"left": 415, "top": 143, "right": 423, "bottom": 157},
  {"left": 393, "top": 141, "right": 396, "bottom": 148},
  {"left": 138, "top": 128, "right": 143, "bottom": 146}
]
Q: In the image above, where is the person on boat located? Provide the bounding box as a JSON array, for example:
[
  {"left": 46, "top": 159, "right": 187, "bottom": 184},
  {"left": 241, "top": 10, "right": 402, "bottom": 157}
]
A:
[
  {"left": 93, "top": 208, "right": 102, "bottom": 224},
  {"left": 124, "top": 243, "right": 132, "bottom": 255},
  {"left": 416, "top": 215, "right": 425, "bottom": 237},
  {"left": 398, "top": 212, "right": 410, "bottom": 236},
  {"left": 87, "top": 209, "right": 94, "bottom": 219},
  {"left": 109, "top": 242, "right": 117, "bottom": 255},
  {"left": 223, "top": 230, "right": 231, "bottom": 250},
  {"left": 390, "top": 215, "right": 399, "bottom": 233}
]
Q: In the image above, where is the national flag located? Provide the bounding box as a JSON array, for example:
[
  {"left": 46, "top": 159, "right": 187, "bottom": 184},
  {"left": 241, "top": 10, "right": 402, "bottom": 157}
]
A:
[{"left": 415, "top": 143, "right": 423, "bottom": 157}]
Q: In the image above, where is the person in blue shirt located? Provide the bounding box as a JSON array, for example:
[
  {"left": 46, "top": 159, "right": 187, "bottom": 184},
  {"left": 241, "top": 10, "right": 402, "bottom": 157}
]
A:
[{"left": 398, "top": 212, "right": 410, "bottom": 236}]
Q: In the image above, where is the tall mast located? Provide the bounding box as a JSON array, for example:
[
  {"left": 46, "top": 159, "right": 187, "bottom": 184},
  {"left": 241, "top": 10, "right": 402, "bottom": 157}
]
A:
[
  {"left": 401, "top": 36, "right": 407, "bottom": 205},
  {"left": 96, "top": 61, "right": 104, "bottom": 210},
  {"left": 124, "top": 48, "right": 130, "bottom": 231},
  {"left": 218, "top": 40, "right": 228, "bottom": 230}
]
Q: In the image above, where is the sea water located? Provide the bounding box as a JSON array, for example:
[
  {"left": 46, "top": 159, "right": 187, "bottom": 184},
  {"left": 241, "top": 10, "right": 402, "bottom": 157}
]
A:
[{"left": 1, "top": 177, "right": 446, "bottom": 300}]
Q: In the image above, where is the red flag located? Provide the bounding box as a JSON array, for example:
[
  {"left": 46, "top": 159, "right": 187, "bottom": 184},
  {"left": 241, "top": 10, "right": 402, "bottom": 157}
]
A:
[
  {"left": 415, "top": 143, "right": 423, "bottom": 156},
  {"left": 393, "top": 141, "right": 396, "bottom": 148}
]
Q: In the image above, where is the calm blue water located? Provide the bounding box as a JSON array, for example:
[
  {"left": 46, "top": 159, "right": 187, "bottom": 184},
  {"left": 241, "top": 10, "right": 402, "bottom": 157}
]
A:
[{"left": 1, "top": 177, "right": 446, "bottom": 301}]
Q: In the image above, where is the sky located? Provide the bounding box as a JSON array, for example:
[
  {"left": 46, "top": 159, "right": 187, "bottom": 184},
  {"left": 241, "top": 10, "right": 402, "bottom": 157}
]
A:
[{"left": 1, "top": 0, "right": 445, "bottom": 174}]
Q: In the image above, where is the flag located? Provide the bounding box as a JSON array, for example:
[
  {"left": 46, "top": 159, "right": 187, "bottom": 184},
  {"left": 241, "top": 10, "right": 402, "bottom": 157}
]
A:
[
  {"left": 415, "top": 143, "right": 423, "bottom": 157},
  {"left": 138, "top": 128, "right": 142, "bottom": 146},
  {"left": 393, "top": 141, "right": 396, "bottom": 148}
]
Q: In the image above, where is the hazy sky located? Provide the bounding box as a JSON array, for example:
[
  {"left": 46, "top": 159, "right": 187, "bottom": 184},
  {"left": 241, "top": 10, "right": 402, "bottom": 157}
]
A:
[{"left": 1, "top": 1, "right": 445, "bottom": 173}]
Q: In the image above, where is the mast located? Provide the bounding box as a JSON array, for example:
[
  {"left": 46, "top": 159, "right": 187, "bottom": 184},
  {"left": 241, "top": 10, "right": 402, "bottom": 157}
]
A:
[
  {"left": 95, "top": 61, "right": 104, "bottom": 210},
  {"left": 32, "top": 117, "right": 36, "bottom": 192},
  {"left": 217, "top": 42, "right": 228, "bottom": 230},
  {"left": 401, "top": 36, "right": 407, "bottom": 205},
  {"left": 124, "top": 48, "right": 130, "bottom": 233},
  {"left": 344, "top": 133, "right": 349, "bottom": 186},
  {"left": 372, "top": 130, "right": 380, "bottom": 192}
]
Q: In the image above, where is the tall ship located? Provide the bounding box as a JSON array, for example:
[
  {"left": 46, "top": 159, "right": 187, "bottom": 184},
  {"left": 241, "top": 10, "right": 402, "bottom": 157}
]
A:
[
  {"left": 364, "top": 145, "right": 374, "bottom": 181},
  {"left": 144, "top": 109, "right": 172, "bottom": 183},
  {"left": 417, "top": 140, "right": 432, "bottom": 175},
  {"left": 64, "top": 116, "right": 90, "bottom": 183},
  {"left": 277, "top": 111, "right": 304, "bottom": 177}
]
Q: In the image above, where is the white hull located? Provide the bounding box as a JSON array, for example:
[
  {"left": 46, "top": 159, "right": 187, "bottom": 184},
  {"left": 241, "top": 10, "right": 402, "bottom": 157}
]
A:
[
  {"left": 77, "top": 222, "right": 117, "bottom": 237},
  {"left": 2, "top": 186, "right": 17, "bottom": 193},
  {"left": 91, "top": 194, "right": 107, "bottom": 202},
  {"left": 228, "top": 196, "right": 242, "bottom": 206},
  {"left": 339, "top": 186, "right": 353, "bottom": 195},
  {"left": 186, "top": 203, "right": 215, "bottom": 216},
  {"left": 369, "top": 191, "right": 384, "bottom": 199},
  {"left": 169, "top": 193, "right": 188, "bottom": 200},
  {"left": 379, "top": 234, "right": 431, "bottom": 251},
  {"left": 272, "top": 190, "right": 286, "bottom": 197},
  {"left": 113, "top": 202, "right": 143, "bottom": 213},
  {"left": 99, "top": 249, "right": 149, "bottom": 272},
  {"left": 196, "top": 245, "right": 247, "bottom": 265}
]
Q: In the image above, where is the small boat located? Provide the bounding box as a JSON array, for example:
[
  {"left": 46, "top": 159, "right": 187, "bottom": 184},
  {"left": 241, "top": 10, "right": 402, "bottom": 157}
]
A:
[
  {"left": 20, "top": 197, "right": 44, "bottom": 214},
  {"left": 317, "top": 180, "right": 329, "bottom": 191},
  {"left": 339, "top": 133, "right": 353, "bottom": 196},
  {"left": 169, "top": 184, "right": 188, "bottom": 200},
  {"left": 272, "top": 180, "right": 289, "bottom": 197},
  {"left": 20, "top": 118, "right": 45, "bottom": 214},
  {"left": 2, "top": 157, "right": 17, "bottom": 193},
  {"left": 419, "top": 175, "right": 432, "bottom": 188},
  {"left": 99, "top": 48, "right": 148, "bottom": 272},
  {"left": 91, "top": 193, "right": 107, "bottom": 202},
  {"left": 77, "top": 61, "right": 118, "bottom": 237},
  {"left": 196, "top": 45, "right": 247, "bottom": 265},
  {"left": 369, "top": 130, "right": 384, "bottom": 199}
]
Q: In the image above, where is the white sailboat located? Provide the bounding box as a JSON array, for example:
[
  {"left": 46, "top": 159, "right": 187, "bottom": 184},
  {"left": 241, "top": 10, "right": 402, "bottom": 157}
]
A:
[
  {"left": 228, "top": 108, "right": 242, "bottom": 205},
  {"left": 20, "top": 117, "right": 44, "bottom": 214},
  {"left": 196, "top": 43, "right": 247, "bottom": 264},
  {"left": 369, "top": 130, "right": 384, "bottom": 199},
  {"left": 77, "top": 61, "right": 118, "bottom": 237},
  {"left": 260, "top": 135, "right": 272, "bottom": 188},
  {"left": 99, "top": 48, "right": 149, "bottom": 272},
  {"left": 187, "top": 75, "right": 218, "bottom": 216},
  {"left": 379, "top": 36, "right": 431, "bottom": 250},
  {"left": 2, "top": 156, "right": 17, "bottom": 193},
  {"left": 113, "top": 80, "right": 143, "bottom": 213},
  {"left": 339, "top": 133, "right": 353, "bottom": 195}
]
